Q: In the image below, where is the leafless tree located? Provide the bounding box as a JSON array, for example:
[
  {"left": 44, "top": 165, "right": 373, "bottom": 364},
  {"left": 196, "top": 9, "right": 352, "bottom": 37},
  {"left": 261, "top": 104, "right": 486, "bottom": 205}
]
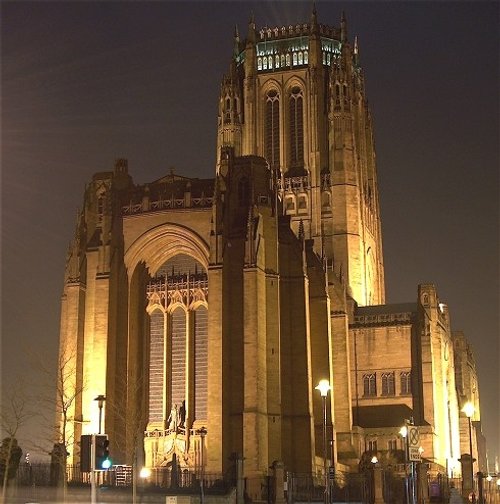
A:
[
  {"left": 30, "top": 345, "right": 85, "bottom": 501},
  {"left": 107, "top": 374, "right": 147, "bottom": 504},
  {"left": 0, "top": 383, "right": 31, "bottom": 504}
]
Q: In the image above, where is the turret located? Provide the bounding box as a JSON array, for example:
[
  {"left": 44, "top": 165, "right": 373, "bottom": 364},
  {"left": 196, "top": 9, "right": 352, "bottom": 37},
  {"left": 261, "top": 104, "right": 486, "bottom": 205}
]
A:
[
  {"left": 216, "top": 61, "right": 243, "bottom": 165},
  {"left": 242, "top": 13, "right": 257, "bottom": 155},
  {"left": 233, "top": 24, "right": 240, "bottom": 59},
  {"left": 340, "top": 11, "right": 348, "bottom": 42},
  {"left": 310, "top": 2, "right": 319, "bottom": 34},
  {"left": 247, "top": 12, "right": 256, "bottom": 45}
]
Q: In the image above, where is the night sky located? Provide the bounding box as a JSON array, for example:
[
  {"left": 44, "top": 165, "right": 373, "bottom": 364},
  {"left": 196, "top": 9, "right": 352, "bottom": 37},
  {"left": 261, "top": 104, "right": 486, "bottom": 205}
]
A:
[{"left": 2, "top": 1, "right": 498, "bottom": 463}]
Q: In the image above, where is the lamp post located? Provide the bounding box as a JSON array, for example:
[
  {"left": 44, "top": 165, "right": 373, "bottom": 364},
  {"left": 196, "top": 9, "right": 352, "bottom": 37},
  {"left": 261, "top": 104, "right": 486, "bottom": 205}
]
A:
[
  {"left": 316, "top": 379, "right": 331, "bottom": 504},
  {"left": 94, "top": 395, "right": 106, "bottom": 434},
  {"left": 199, "top": 427, "right": 207, "bottom": 504},
  {"left": 462, "top": 402, "right": 475, "bottom": 503},
  {"left": 400, "top": 424, "right": 410, "bottom": 504}
]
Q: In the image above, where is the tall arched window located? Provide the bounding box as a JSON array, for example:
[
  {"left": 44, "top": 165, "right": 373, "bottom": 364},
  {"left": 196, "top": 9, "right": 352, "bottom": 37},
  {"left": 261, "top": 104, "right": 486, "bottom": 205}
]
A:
[
  {"left": 363, "top": 373, "right": 377, "bottom": 396},
  {"left": 146, "top": 254, "right": 209, "bottom": 431},
  {"left": 170, "top": 307, "right": 186, "bottom": 408},
  {"left": 194, "top": 306, "right": 208, "bottom": 420},
  {"left": 148, "top": 310, "right": 165, "bottom": 423},
  {"left": 289, "top": 86, "right": 304, "bottom": 169},
  {"left": 265, "top": 90, "right": 280, "bottom": 168}
]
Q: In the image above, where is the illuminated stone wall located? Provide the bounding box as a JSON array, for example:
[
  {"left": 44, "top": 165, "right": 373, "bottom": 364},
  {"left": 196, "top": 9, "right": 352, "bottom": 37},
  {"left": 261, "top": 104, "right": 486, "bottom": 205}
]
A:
[{"left": 57, "top": 12, "right": 484, "bottom": 486}]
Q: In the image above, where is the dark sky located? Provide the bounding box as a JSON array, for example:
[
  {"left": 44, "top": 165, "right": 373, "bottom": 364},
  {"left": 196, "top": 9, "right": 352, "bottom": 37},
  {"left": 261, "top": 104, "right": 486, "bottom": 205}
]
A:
[{"left": 2, "top": 1, "right": 498, "bottom": 463}]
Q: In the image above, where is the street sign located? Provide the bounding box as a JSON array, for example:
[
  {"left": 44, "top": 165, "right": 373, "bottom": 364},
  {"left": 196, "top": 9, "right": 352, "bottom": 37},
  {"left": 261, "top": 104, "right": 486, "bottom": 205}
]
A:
[
  {"left": 409, "top": 446, "right": 422, "bottom": 462},
  {"left": 408, "top": 426, "right": 420, "bottom": 447}
]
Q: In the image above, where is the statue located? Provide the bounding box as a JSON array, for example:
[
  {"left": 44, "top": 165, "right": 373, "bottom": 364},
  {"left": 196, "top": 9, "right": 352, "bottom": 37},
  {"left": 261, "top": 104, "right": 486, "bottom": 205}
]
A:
[
  {"left": 179, "top": 400, "right": 186, "bottom": 428},
  {"left": 167, "top": 404, "right": 178, "bottom": 431}
]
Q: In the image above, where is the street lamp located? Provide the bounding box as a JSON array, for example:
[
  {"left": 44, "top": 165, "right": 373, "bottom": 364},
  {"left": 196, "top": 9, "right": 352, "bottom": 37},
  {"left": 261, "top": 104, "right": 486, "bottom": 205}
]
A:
[
  {"left": 462, "top": 402, "right": 475, "bottom": 503},
  {"left": 94, "top": 395, "right": 106, "bottom": 434},
  {"left": 400, "top": 424, "right": 410, "bottom": 504},
  {"left": 316, "top": 379, "right": 331, "bottom": 504},
  {"left": 199, "top": 427, "right": 207, "bottom": 504}
]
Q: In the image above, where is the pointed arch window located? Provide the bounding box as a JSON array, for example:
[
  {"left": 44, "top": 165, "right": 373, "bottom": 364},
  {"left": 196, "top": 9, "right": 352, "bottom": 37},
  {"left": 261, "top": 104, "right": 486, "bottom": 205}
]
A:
[
  {"left": 381, "top": 372, "right": 395, "bottom": 396},
  {"left": 363, "top": 373, "right": 377, "bottom": 396},
  {"left": 400, "top": 371, "right": 412, "bottom": 395},
  {"left": 170, "top": 307, "right": 186, "bottom": 408},
  {"left": 265, "top": 90, "right": 280, "bottom": 169},
  {"left": 194, "top": 307, "right": 208, "bottom": 421},
  {"left": 148, "top": 310, "right": 165, "bottom": 423},
  {"left": 289, "top": 86, "right": 304, "bottom": 169},
  {"left": 146, "top": 254, "right": 209, "bottom": 431}
]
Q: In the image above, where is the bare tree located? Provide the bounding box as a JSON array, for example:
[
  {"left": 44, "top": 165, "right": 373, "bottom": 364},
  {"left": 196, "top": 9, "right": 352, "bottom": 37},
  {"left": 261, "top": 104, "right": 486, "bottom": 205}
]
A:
[
  {"left": 107, "top": 374, "right": 147, "bottom": 504},
  {"left": 0, "top": 383, "right": 31, "bottom": 504},
  {"left": 30, "top": 345, "right": 85, "bottom": 501}
]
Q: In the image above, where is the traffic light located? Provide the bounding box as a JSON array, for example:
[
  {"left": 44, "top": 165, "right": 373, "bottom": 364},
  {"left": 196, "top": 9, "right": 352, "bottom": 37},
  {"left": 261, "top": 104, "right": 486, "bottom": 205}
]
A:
[
  {"left": 80, "top": 435, "right": 92, "bottom": 472},
  {"left": 94, "top": 434, "right": 111, "bottom": 470}
]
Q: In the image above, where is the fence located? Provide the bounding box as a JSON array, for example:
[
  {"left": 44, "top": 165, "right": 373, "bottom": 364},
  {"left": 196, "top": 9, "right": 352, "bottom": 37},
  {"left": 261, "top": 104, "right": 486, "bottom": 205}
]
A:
[
  {"left": 14, "top": 463, "right": 232, "bottom": 494},
  {"left": 287, "top": 471, "right": 370, "bottom": 503},
  {"left": 15, "top": 462, "right": 494, "bottom": 504}
]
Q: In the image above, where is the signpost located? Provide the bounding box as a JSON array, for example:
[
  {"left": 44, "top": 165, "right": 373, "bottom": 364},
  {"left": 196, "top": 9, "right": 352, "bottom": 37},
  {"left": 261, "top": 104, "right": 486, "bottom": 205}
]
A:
[{"left": 408, "top": 427, "right": 421, "bottom": 462}]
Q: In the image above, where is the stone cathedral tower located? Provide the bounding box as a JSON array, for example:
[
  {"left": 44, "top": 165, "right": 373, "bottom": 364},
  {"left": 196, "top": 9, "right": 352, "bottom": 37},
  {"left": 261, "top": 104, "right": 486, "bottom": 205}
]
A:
[
  {"left": 217, "top": 11, "right": 385, "bottom": 306},
  {"left": 58, "top": 10, "right": 398, "bottom": 491}
]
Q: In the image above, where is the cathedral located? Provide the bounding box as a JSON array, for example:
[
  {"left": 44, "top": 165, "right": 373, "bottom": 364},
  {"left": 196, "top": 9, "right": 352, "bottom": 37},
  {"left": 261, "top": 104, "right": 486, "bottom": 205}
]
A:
[{"left": 58, "top": 9, "right": 485, "bottom": 490}]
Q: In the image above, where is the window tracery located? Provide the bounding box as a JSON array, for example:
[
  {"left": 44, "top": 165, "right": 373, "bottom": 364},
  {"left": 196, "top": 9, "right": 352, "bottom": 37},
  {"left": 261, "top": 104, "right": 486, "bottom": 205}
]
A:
[{"left": 265, "top": 89, "right": 280, "bottom": 168}]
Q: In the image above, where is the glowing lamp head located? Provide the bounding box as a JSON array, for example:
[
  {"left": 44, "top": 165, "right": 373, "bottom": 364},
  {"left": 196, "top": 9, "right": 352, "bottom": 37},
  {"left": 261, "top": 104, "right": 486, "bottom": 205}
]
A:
[
  {"left": 486, "top": 475, "right": 492, "bottom": 482},
  {"left": 140, "top": 467, "right": 152, "bottom": 479},
  {"left": 399, "top": 426, "right": 408, "bottom": 438},
  {"left": 315, "top": 379, "right": 331, "bottom": 397},
  {"left": 371, "top": 456, "right": 378, "bottom": 464},
  {"left": 462, "top": 402, "right": 475, "bottom": 418}
]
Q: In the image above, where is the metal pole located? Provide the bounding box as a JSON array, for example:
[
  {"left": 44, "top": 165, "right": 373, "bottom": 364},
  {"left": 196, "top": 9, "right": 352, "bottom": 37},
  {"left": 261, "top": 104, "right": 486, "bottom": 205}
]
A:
[
  {"left": 469, "top": 416, "right": 475, "bottom": 503},
  {"left": 412, "top": 462, "right": 417, "bottom": 504},
  {"left": 98, "top": 406, "right": 102, "bottom": 435},
  {"left": 91, "top": 434, "right": 96, "bottom": 504},
  {"left": 323, "top": 395, "right": 328, "bottom": 504},
  {"left": 200, "top": 429, "right": 206, "bottom": 504}
]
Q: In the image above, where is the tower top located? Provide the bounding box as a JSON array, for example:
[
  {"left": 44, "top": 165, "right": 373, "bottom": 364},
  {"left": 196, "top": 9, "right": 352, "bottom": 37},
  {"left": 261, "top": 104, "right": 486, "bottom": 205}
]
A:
[{"left": 255, "top": 21, "right": 340, "bottom": 42}]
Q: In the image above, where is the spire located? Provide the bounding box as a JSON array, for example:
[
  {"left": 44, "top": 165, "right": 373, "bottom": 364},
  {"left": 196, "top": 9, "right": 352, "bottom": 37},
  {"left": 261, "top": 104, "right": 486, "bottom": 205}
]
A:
[
  {"left": 233, "top": 24, "right": 240, "bottom": 59},
  {"left": 341, "top": 11, "right": 347, "bottom": 42},
  {"left": 310, "top": 1, "right": 318, "bottom": 33},
  {"left": 354, "top": 35, "right": 359, "bottom": 65},
  {"left": 248, "top": 11, "right": 256, "bottom": 44}
]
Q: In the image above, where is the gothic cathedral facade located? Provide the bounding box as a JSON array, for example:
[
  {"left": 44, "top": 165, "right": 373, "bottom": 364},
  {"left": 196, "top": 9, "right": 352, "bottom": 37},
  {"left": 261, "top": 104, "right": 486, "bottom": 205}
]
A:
[{"left": 59, "top": 10, "right": 475, "bottom": 485}]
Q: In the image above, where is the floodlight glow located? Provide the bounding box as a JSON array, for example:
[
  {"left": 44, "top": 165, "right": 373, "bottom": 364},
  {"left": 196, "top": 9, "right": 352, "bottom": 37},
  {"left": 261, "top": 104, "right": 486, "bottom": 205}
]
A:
[
  {"left": 315, "top": 379, "right": 331, "bottom": 397},
  {"left": 462, "top": 402, "right": 475, "bottom": 418},
  {"left": 140, "top": 467, "right": 151, "bottom": 479}
]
